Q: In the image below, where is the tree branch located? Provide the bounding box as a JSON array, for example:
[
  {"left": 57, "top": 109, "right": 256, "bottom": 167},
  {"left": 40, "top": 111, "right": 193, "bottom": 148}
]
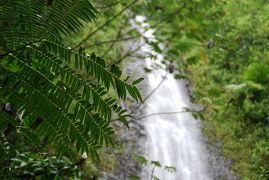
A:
[
  {"left": 129, "top": 72, "right": 167, "bottom": 115},
  {"left": 82, "top": 35, "right": 140, "bottom": 49},
  {"left": 136, "top": 111, "right": 187, "bottom": 120},
  {"left": 0, "top": 44, "right": 29, "bottom": 59},
  {"left": 72, "top": 0, "right": 137, "bottom": 50},
  {"left": 111, "top": 42, "right": 145, "bottom": 65},
  {"left": 101, "top": 14, "right": 131, "bottom": 58},
  {"left": 135, "top": 107, "right": 206, "bottom": 120},
  {"left": 0, "top": 39, "right": 43, "bottom": 59},
  {"left": 95, "top": 1, "right": 121, "bottom": 9}
]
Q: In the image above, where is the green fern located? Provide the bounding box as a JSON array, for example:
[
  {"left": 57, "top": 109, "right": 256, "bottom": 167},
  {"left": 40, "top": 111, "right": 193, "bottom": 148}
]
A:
[{"left": 0, "top": 0, "right": 142, "bottom": 170}]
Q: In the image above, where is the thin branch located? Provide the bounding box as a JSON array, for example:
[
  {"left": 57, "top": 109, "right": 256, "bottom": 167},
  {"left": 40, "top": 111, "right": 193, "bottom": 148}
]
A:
[
  {"left": 120, "top": 2, "right": 186, "bottom": 40},
  {"left": 80, "top": 3, "right": 183, "bottom": 57},
  {"left": 101, "top": 15, "right": 131, "bottom": 58},
  {"left": 129, "top": 54, "right": 146, "bottom": 59},
  {"left": 110, "top": 59, "right": 168, "bottom": 123},
  {"left": 101, "top": 21, "right": 151, "bottom": 58},
  {"left": 136, "top": 111, "right": 186, "bottom": 120},
  {"left": 120, "top": 27, "right": 137, "bottom": 37},
  {"left": 112, "top": 43, "right": 145, "bottom": 65},
  {"left": 95, "top": 1, "right": 121, "bottom": 9},
  {"left": 143, "top": 73, "right": 167, "bottom": 103},
  {"left": 99, "top": 5, "right": 184, "bottom": 59},
  {"left": 150, "top": 3, "right": 186, "bottom": 29},
  {"left": 151, "top": 167, "right": 155, "bottom": 180},
  {"left": 135, "top": 107, "right": 206, "bottom": 120},
  {"left": 83, "top": 35, "right": 140, "bottom": 49},
  {"left": 129, "top": 72, "right": 167, "bottom": 115},
  {"left": 0, "top": 40, "right": 41, "bottom": 59},
  {"left": 72, "top": 0, "right": 137, "bottom": 50},
  {"left": 0, "top": 45, "right": 28, "bottom": 58}
]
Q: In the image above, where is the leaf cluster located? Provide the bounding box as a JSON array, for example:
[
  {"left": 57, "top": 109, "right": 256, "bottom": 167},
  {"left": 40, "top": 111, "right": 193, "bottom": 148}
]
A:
[{"left": 0, "top": 0, "right": 143, "bottom": 177}]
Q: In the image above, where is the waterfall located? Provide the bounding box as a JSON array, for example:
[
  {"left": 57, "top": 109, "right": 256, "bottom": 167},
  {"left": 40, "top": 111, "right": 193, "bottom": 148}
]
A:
[{"left": 131, "top": 16, "right": 213, "bottom": 180}]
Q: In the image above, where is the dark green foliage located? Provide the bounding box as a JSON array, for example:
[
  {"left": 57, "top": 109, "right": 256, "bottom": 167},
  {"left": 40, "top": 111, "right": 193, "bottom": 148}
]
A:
[
  {"left": 243, "top": 63, "right": 269, "bottom": 84},
  {"left": 9, "top": 153, "right": 80, "bottom": 179},
  {"left": 132, "top": 154, "right": 176, "bottom": 179},
  {"left": 0, "top": 0, "right": 142, "bottom": 177}
]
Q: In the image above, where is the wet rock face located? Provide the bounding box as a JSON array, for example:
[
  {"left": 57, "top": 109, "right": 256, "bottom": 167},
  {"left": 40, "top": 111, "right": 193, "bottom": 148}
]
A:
[
  {"left": 100, "top": 55, "right": 148, "bottom": 180},
  {"left": 113, "top": 56, "right": 148, "bottom": 180},
  {"left": 206, "top": 139, "right": 237, "bottom": 180},
  {"left": 108, "top": 120, "right": 146, "bottom": 180},
  {"left": 100, "top": 112, "right": 146, "bottom": 180},
  {"left": 188, "top": 101, "right": 237, "bottom": 179}
]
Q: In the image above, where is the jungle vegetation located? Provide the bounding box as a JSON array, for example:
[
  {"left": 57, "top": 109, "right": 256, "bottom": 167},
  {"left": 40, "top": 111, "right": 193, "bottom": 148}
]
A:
[{"left": 1, "top": 0, "right": 269, "bottom": 179}]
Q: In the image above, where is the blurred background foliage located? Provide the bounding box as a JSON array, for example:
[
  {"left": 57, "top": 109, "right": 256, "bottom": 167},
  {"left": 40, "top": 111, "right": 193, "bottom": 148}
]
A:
[
  {"left": 1, "top": 0, "right": 269, "bottom": 179},
  {"left": 133, "top": 0, "right": 269, "bottom": 179}
]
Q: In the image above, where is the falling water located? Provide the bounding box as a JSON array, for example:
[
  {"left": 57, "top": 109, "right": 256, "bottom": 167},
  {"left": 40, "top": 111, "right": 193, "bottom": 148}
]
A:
[{"left": 131, "top": 16, "right": 213, "bottom": 180}]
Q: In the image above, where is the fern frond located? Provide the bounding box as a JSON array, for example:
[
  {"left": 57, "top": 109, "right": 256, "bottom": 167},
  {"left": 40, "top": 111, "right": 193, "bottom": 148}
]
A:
[
  {"left": 0, "top": 0, "right": 21, "bottom": 50},
  {"left": 41, "top": 0, "right": 98, "bottom": 39},
  {"left": 44, "top": 39, "right": 142, "bottom": 101},
  {"left": 32, "top": 46, "right": 129, "bottom": 122},
  {"left": 18, "top": 0, "right": 47, "bottom": 42},
  {"left": 0, "top": 0, "right": 98, "bottom": 53},
  {"left": 1, "top": 66, "right": 100, "bottom": 158},
  {"left": 0, "top": 0, "right": 143, "bottom": 163},
  {"left": 2, "top": 54, "right": 116, "bottom": 147}
]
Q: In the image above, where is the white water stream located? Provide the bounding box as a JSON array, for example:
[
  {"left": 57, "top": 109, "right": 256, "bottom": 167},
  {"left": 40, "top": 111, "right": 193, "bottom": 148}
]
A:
[{"left": 132, "top": 16, "right": 213, "bottom": 180}]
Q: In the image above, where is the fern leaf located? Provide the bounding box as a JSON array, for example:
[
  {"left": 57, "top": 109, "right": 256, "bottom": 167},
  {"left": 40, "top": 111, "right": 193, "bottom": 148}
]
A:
[
  {"left": 41, "top": 0, "right": 98, "bottom": 39},
  {"left": 2, "top": 55, "right": 116, "bottom": 147},
  {"left": 0, "top": 0, "right": 20, "bottom": 50},
  {"left": 44, "top": 39, "right": 143, "bottom": 101},
  {"left": 0, "top": 0, "right": 142, "bottom": 162},
  {"left": 32, "top": 46, "right": 132, "bottom": 122},
  {"left": 1, "top": 66, "right": 100, "bottom": 157}
]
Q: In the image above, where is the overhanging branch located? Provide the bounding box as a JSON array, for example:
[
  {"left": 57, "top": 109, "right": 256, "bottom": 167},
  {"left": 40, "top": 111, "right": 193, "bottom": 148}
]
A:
[
  {"left": 135, "top": 107, "right": 206, "bottom": 120},
  {"left": 72, "top": 0, "right": 137, "bottom": 50}
]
